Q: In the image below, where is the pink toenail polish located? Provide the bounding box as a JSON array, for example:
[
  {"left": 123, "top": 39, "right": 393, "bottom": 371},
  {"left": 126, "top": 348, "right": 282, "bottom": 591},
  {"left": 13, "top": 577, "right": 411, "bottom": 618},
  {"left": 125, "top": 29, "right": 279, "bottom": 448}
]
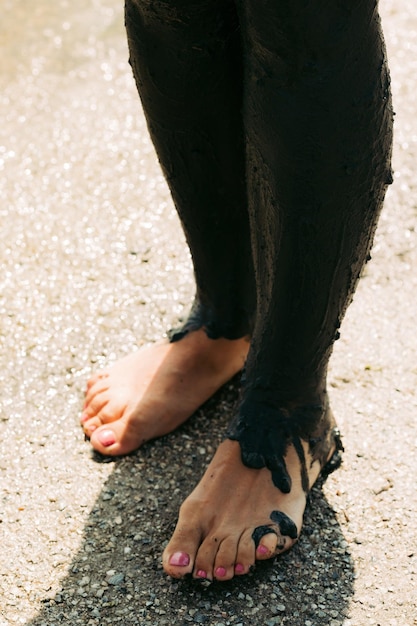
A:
[
  {"left": 196, "top": 569, "right": 207, "bottom": 578},
  {"left": 215, "top": 567, "right": 227, "bottom": 578},
  {"left": 257, "top": 544, "right": 269, "bottom": 556},
  {"left": 97, "top": 429, "right": 116, "bottom": 447},
  {"left": 80, "top": 413, "right": 89, "bottom": 423},
  {"left": 234, "top": 563, "right": 245, "bottom": 574},
  {"left": 169, "top": 552, "right": 190, "bottom": 567}
]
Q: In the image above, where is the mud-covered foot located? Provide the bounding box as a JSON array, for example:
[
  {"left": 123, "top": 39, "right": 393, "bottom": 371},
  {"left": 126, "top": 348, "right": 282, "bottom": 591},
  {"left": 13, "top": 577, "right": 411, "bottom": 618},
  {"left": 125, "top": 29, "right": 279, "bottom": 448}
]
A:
[
  {"left": 162, "top": 434, "right": 337, "bottom": 581},
  {"left": 81, "top": 330, "right": 249, "bottom": 456}
]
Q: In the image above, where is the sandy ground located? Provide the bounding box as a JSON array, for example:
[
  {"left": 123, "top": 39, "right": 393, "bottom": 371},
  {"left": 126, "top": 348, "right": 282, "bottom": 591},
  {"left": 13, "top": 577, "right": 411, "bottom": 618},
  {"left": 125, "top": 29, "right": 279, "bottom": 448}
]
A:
[{"left": 0, "top": 1, "right": 416, "bottom": 624}]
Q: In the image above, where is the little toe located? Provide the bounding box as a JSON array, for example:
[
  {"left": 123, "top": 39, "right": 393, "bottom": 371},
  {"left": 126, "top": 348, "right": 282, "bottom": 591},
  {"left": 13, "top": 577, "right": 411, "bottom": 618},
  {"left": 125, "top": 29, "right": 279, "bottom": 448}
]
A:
[
  {"left": 274, "top": 534, "right": 291, "bottom": 555},
  {"left": 86, "top": 371, "right": 109, "bottom": 390},
  {"left": 256, "top": 531, "right": 279, "bottom": 560}
]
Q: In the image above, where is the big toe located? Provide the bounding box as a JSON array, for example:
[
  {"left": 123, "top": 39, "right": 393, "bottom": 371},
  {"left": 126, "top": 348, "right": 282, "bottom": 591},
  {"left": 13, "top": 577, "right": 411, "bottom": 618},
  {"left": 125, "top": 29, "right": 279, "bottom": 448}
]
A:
[
  {"left": 162, "top": 523, "right": 202, "bottom": 579},
  {"left": 89, "top": 418, "right": 145, "bottom": 456}
]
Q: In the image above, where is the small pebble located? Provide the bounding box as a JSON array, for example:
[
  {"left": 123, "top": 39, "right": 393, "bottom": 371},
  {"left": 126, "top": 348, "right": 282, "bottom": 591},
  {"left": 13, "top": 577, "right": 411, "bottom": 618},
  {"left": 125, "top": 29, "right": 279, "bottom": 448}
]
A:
[{"left": 107, "top": 573, "right": 124, "bottom": 586}]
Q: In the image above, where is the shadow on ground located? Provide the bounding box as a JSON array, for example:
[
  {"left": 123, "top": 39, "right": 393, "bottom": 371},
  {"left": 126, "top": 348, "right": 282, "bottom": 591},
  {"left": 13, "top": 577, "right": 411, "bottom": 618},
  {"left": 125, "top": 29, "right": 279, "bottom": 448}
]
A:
[{"left": 27, "top": 383, "right": 354, "bottom": 626}]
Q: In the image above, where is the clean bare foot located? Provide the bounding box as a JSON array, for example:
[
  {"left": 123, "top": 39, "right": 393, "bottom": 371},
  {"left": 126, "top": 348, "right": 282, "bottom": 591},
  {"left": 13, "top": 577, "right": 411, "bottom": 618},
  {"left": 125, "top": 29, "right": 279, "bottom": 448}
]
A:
[
  {"left": 81, "top": 330, "right": 249, "bottom": 456},
  {"left": 163, "top": 435, "right": 338, "bottom": 581}
]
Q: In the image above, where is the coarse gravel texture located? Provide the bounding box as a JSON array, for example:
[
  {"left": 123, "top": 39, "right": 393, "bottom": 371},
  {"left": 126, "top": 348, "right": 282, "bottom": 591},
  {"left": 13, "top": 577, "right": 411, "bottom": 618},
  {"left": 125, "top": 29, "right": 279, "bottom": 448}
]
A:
[{"left": 0, "top": 1, "right": 416, "bottom": 625}]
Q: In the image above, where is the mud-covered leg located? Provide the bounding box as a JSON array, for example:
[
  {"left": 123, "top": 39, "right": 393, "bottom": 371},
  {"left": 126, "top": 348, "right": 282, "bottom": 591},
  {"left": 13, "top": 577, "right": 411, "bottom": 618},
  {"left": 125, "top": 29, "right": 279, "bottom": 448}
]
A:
[
  {"left": 163, "top": 0, "right": 393, "bottom": 579},
  {"left": 125, "top": 0, "right": 255, "bottom": 338},
  {"left": 82, "top": 1, "right": 256, "bottom": 455},
  {"left": 230, "top": 0, "right": 393, "bottom": 490}
]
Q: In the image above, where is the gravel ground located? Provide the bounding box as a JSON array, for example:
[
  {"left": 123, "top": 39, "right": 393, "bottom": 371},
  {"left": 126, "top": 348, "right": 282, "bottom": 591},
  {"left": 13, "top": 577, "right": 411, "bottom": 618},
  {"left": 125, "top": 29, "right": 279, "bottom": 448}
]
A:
[{"left": 1, "top": 1, "right": 416, "bottom": 624}]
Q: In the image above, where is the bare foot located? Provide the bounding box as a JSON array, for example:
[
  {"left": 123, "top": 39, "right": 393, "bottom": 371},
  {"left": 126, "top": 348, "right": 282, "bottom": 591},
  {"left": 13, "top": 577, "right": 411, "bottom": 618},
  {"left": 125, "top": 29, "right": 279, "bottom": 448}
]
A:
[
  {"left": 81, "top": 330, "right": 249, "bottom": 456},
  {"left": 162, "top": 435, "right": 337, "bottom": 581}
]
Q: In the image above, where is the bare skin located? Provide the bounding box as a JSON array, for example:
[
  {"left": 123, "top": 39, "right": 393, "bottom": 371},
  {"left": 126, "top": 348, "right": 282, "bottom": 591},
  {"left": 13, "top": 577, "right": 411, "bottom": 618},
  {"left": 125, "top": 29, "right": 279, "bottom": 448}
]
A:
[
  {"left": 162, "top": 437, "right": 331, "bottom": 581},
  {"left": 81, "top": 330, "right": 249, "bottom": 456},
  {"left": 81, "top": 329, "right": 337, "bottom": 580}
]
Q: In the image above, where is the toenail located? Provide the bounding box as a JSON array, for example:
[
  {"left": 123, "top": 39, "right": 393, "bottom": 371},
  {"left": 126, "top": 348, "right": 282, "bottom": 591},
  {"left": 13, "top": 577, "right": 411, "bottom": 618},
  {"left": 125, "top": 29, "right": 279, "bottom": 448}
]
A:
[
  {"left": 215, "top": 567, "right": 227, "bottom": 578},
  {"left": 257, "top": 544, "right": 269, "bottom": 556},
  {"left": 97, "top": 429, "right": 116, "bottom": 447},
  {"left": 169, "top": 552, "right": 190, "bottom": 567},
  {"left": 196, "top": 569, "right": 207, "bottom": 578},
  {"left": 80, "top": 412, "right": 89, "bottom": 423},
  {"left": 234, "top": 563, "right": 245, "bottom": 574}
]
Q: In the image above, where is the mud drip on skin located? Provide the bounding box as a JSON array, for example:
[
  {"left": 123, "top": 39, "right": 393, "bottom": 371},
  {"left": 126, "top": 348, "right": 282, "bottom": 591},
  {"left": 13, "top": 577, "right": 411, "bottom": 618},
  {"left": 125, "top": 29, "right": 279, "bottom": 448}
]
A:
[
  {"left": 252, "top": 510, "right": 298, "bottom": 548},
  {"left": 227, "top": 401, "right": 338, "bottom": 493}
]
